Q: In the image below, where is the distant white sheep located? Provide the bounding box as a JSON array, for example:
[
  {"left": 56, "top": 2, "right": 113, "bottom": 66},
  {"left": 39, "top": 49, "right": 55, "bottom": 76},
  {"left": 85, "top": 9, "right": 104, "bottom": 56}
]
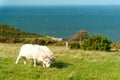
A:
[{"left": 15, "top": 44, "right": 54, "bottom": 67}]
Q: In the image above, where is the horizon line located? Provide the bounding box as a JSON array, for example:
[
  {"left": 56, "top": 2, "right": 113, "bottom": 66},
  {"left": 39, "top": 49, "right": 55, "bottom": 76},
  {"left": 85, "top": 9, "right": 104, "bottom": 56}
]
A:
[{"left": 1, "top": 4, "right": 120, "bottom": 7}]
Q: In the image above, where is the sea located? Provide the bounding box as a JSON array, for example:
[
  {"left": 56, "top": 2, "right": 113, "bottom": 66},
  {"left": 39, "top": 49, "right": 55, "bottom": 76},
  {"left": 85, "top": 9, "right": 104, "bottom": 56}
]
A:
[{"left": 0, "top": 5, "right": 120, "bottom": 42}]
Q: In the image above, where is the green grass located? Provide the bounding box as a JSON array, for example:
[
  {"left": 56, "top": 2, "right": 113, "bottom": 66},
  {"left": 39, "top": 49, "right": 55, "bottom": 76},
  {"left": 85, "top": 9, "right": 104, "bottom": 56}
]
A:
[{"left": 0, "top": 43, "right": 120, "bottom": 80}]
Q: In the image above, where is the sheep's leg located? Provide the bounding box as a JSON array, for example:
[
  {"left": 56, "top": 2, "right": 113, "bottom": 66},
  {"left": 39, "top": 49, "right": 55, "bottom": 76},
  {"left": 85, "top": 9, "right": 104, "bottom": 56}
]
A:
[
  {"left": 30, "top": 60, "right": 33, "bottom": 65},
  {"left": 15, "top": 56, "right": 20, "bottom": 64},
  {"left": 33, "top": 59, "right": 37, "bottom": 66},
  {"left": 23, "top": 57, "right": 27, "bottom": 64},
  {"left": 42, "top": 63, "right": 46, "bottom": 67}
]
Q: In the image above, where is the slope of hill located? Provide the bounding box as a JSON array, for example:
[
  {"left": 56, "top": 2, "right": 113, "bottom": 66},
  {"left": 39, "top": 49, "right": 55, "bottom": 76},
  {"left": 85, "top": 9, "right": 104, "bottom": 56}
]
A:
[{"left": 0, "top": 24, "right": 50, "bottom": 39}]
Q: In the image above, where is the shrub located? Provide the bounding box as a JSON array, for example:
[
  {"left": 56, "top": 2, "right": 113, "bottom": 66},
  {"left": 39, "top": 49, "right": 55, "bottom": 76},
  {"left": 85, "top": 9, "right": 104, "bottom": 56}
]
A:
[
  {"left": 36, "top": 39, "right": 46, "bottom": 45},
  {"left": 28, "top": 38, "right": 45, "bottom": 45},
  {"left": 70, "top": 30, "right": 89, "bottom": 41},
  {"left": 69, "top": 42, "right": 80, "bottom": 49},
  {"left": 81, "top": 35, "right": 112, "bottom": 51}
]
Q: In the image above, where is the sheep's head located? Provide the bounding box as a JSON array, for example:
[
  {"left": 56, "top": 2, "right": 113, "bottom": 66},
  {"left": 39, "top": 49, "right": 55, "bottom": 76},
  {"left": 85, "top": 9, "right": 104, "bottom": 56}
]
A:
[
  {"left": 43, "top": 55, "right": 55, "bottom": 67},
  {"left": 43, "top": 58, "right": 51, "bottom": 67}
]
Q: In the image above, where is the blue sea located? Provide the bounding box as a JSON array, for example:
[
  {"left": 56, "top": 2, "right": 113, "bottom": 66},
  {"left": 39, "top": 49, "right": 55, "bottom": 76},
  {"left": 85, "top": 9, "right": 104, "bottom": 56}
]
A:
[{"left": 0, "top": 5, "right": 120, "bottom": 42}]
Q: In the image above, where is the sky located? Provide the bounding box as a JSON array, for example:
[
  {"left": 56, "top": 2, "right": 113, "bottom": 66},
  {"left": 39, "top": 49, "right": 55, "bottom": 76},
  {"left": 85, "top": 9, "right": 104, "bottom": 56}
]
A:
[{"left": 0, "top": 0, "right": 120, "bottom": 6}]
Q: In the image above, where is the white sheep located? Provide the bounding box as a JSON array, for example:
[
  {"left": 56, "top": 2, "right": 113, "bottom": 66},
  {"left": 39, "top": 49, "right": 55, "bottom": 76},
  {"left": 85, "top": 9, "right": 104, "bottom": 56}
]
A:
[
  {"left": 35, "top": 45, "right": 55, "bottom": 64},
  {"left": 15, "top": 44, "right": 52, "bottom": 67}
]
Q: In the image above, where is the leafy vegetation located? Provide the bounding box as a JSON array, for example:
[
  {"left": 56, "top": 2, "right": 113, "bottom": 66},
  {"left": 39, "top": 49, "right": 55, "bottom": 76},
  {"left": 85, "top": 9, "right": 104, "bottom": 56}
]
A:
[
  {"left": 69, "top": 30, "right": 112, "bottom": 51},
  {"left": 81, "top": 35, "right": 112, "bottom": 51},
  {"left": 70, "top": 30, "right": 89, "bottom": 42},
  {"left": 0, "top": 43, "right": 120, "bottom": 80},
  {"left": 69, "top": 42, "right": 80, "bottom": 49}
]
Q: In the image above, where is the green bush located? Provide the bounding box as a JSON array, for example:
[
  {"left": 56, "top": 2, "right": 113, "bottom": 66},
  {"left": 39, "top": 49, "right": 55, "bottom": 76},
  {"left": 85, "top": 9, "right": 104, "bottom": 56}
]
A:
[
  {"left": 81, "top": 35, "right": 112, "bottom": 51},
  {"left": 69, "top": 42, "right": 80, "bottom": 49}
]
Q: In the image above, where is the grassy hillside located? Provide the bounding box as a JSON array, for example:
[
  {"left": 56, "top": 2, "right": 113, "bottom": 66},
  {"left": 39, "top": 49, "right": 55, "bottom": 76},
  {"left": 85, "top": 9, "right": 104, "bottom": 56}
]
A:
[
  {"left": 0, "top": 43, "right": 120, "bottom": 80},
  {"left": 0, "top": 24, "right": 49, "bottom": 38}
]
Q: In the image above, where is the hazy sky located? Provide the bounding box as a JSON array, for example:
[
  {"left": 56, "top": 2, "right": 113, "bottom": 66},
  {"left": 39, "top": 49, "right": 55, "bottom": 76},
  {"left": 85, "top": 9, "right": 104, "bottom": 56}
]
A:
[{"left": 0, "top": 0, "right": 120, "bottom": 6}]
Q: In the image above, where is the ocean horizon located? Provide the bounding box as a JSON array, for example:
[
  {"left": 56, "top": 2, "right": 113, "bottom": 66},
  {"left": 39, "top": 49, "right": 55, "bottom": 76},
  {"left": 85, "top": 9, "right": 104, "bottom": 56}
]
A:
[{"left": 0, "top": 5, "right": 120, "bottom": 42}]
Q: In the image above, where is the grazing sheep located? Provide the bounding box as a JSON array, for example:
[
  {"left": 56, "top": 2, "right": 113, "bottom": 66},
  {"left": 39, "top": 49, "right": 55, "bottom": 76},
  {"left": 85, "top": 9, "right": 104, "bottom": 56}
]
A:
[
  {"left": 15, "top": 44, "right": 52, "bottom": 67},
  {"left": 35, "top": 45, "right": 55, "bottom": 64}
]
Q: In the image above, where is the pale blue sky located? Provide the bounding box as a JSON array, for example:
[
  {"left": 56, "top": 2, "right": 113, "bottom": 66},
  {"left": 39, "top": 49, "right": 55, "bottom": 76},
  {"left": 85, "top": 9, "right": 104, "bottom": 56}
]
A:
[{"left": 0, "top": 0, "right": 120, "bottom": 6}]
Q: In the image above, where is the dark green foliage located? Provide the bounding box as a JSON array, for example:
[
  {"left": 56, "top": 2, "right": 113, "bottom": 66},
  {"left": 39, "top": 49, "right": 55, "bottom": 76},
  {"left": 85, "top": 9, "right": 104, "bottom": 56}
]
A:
[
  {"left": 70, "top": 30, "right": 89, "bottom": 41},
  {"left": 0, "top": 37, "right": 66, "bottom": 46},
  {"left": 69, "top": 42, "right": 80, "bottom": 49},
  {"left": 31, "top": 39, "right": 46, "bottom": 45},
  {"left": 81, "top": 35, "right": 112, "bottom": 51},
  {"left": 0, "top": 37, "right": 46, "bottom": 45}
]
